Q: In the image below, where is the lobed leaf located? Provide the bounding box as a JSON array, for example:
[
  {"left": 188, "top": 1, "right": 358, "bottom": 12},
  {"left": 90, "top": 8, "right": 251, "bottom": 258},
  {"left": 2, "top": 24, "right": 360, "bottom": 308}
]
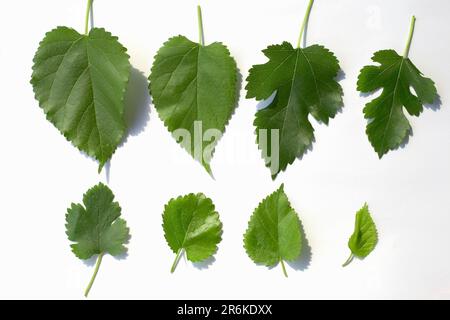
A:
[
  {"left": 357, "top": 49, "right": 437, "bottom": 157},
  {"left": 246, "top": 42, "right": 343, "bottom": 179}
]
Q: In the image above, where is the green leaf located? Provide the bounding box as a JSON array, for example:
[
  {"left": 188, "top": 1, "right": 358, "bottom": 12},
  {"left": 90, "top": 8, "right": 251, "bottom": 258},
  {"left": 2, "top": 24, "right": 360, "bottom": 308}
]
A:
[
  {"left": 243, "top": 184, "right": 302, "bottom": 277},
  {"left": 162, "top": 193, "right": 223, "bottom": 273},
  {"left": 149, "top": 8, "right": 238, "bottom": 175},
  {"left": 66, "top": 182, "right": 130, "bottom": 296},
  {"left": 246, "top": 1, "right": 342, "bottom": 179},
  {"left": 246, "top": 44, "right": 342, "bottom": 179},
  {"left": 357, "top": 17, "right": 437, "bottom": 157},
  {"left": 342, "top": 203, "right": 378, "bottom": 267},
  {"left": 31, "top": 26, "right": 131, "bottom": 171}
]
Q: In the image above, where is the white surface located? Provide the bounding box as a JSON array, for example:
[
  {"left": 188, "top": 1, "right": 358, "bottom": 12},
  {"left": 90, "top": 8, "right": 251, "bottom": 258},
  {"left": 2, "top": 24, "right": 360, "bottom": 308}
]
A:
[{"left": 0, "top": 0, "right": 449, "bottom": 299}]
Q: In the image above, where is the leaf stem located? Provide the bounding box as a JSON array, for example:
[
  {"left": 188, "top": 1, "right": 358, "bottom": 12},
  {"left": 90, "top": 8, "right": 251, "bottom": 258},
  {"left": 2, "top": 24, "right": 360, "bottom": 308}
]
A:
[
  {"left": 403, "top": 15, "right": 416, "bottom": 58},
  {"left": 197, "top": 5, "right": 205, "bottom": 46},
  {"left": 170, "top": 248, "right": 184, "bottom": 273},
  {"left": 85, "top": 0, "right": 94, "bottom": 35},
  {"left": 342, "top": 253, "right": 354, "bottom": 267},
  {"left": 280, "top": 259, "right": 288, "bottom": 277},
  {"left": 84, "top": 252, "right": 104, "bottom": 297},
  {"left": 297, "top": 0, "right": 314, "bottom": 48}
]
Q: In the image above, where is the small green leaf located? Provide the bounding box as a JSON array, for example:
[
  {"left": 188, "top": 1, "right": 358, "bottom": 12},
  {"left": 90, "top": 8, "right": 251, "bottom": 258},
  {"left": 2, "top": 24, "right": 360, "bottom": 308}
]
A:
[
  {"left": 245, "top": 1, "right": 343, "bottom": 179},
  {"left": 31, "top": 27, "right": 131, "bottom": 171},
  {"left": 149, "top": 7, "right": 238, "bottom": 175},
  {"left": 243, "top": 184, "right": 302, "bottom": 277},
  {"left": 65, "top": 183, "right": 130, "bottom": 296},
  {"left": 162, "top": 193, "right": 223, "bottom": 273},
  {"left": 357, "top": 16, "right": 438, "bottom": 157},
  {"left": 343, "top": 203, "right": 378, "bottom": 267}
]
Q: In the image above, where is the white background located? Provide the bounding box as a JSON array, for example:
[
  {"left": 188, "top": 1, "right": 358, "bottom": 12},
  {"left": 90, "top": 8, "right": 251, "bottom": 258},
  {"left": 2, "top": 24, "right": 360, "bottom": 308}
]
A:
[{"left": 0, "top": 0, "right": 449, "bottom": 299}]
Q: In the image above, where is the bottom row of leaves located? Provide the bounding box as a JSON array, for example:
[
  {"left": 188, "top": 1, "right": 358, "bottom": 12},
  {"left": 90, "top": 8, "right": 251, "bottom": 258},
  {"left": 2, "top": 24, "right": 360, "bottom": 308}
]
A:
[{"left": 66, "top": 183, "right": 378, "bottom": 297}]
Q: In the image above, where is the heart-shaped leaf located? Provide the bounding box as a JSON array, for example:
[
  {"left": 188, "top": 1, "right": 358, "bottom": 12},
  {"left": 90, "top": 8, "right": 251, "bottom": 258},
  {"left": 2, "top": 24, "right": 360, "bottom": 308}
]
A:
[
  {"left": 31, "top": 27, "right": 131, "bottom": 171},
  {"left": 149, "top": 7, "right": 238, "bottom": 174}
]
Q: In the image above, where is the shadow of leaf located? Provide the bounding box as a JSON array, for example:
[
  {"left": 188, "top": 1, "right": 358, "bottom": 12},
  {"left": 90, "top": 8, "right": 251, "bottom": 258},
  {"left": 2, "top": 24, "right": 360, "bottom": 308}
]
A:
[
  {"left": 121, "top": 67, "right": 151, "bottom": 144},
  {"left": 193, "top": 256, "right": 216, "bottom": 270},
  {"left": 425, "top": 94, "right": 442, "bottom": 111}
]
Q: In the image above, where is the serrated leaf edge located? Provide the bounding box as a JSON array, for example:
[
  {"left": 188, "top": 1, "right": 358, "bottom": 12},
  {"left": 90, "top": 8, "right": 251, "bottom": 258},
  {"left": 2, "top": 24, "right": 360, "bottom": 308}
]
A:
[
  {"left": 243, "top": 184, "right": 302, "bottom": 268},
  {"left": 65, "top": 182, "right": 129, "bottom": 260},
  {"left": 246, "top": 42, "right": 343, "bottom": 179},
  {"left": 161, "top": 192, "right": 223, "bottom": 263},
  {"left": 31, "top": 26, "right": 131, "bottom": 171},
  {"left": 149, "top": 35, "right": 239, "bottom": 176}
]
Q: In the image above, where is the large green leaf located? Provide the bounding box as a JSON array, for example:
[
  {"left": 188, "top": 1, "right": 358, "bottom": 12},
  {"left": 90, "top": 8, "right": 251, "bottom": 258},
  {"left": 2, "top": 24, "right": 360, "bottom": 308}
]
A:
[
  {"left": 149, "top": 35, "right": 238, "bottom": 174},
  {"left": 65, "top": 182, "right": 130, "bottom": 296},
  {"left": 243, "top": 184, "right": 302, "bottom": 277},
  {"left": 342, "top": 203, "right": 378, "bottom": 267},
  {"left": 162, "top": 193, "right": 223, "bottom": 273},
  {"left": 357, "top": 49, "right": 437, "bottom": 157},
  {"left": 246, "top": 42, "right": 343, "bottom": 179},
  {"left": 31, "top": 27, "right": 131, "bottom": 171}
]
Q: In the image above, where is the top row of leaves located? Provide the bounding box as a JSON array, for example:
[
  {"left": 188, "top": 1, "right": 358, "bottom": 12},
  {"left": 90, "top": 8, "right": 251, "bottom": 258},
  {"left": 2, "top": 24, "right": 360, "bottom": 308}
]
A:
[{"left": 31, "top": 0, "right": 438, "bottom": 179}]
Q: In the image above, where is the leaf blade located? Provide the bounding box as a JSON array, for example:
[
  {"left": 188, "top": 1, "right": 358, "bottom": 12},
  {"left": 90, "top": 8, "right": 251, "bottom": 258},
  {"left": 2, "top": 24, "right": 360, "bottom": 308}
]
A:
[
  {"left": 65, "top": 183, "right": 130, "bottom": 260},
  {"left": 357, "top": 49, "right": 437, "bottom": 157},
  {"left": 243, "top": 184, "right": 302, "bottom": 274},
  {"left": 149, "top": 35, "right": 238, "bottom": 173},
  {"left": 246, "top": 43, "right": 343, "bottom": 178},
  {"left": 344, "top": 203, "right": 378, "bottom": 266},
  {"left": 31, "top": 27, "right": 131, "bottom": 169},
  {"left": 162, "top": 193, "right": 223, "bottom": 270}
]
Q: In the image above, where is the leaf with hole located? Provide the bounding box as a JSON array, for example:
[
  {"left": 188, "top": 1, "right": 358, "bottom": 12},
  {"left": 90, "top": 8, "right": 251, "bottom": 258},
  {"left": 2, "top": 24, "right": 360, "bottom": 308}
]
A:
[
  {"left": 243, "top": 184, "right": 302, "bottom": 277},
  {"left": 245, "top": 0, "right": 343, "bottom": 179},
  {"left": 66, "top": 183, "right": 130, "bottom": 297},
  {"left": 357, "top": 16, "right": 438, "bottom": 157},
  {"left": 162, "top": 193, "right": 223, "bottom": 273}
]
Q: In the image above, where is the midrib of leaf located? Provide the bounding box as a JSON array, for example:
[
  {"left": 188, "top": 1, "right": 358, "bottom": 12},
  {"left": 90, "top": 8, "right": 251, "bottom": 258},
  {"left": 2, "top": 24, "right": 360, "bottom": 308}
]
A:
[
  {"left": 257, "top": 201, "right": 278, "bottom": 248},
  {"left": 95, "top": 207, "right": 101, "bottom": 252},
  {"left": 279, "top": 49, "right": 301, "bottom": 149},
  {"left": 85, "top": 41, "right": 105, "bottom": 162},
  {"left": 379, "top": 58, "right": 406, "bottom": 153},
  {"left": 276, "top": 191, "right": 284, "bottom": 264},
  {"left": 276, "top": 46, "right": 322, "bottom": 159},
  {"left": 180, "top": 208, "right": 199, "bottom": 250},
  {"left": 299, "top": 47, "right": 323, "bottom": 114}
]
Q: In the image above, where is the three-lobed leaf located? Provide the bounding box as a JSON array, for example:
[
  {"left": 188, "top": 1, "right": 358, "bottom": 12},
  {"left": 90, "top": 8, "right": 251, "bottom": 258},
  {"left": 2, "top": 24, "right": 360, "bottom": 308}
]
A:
[
  {"left": 162, "top": 193, "right": 223, "bottom": 272},
  {"left": 243, "top": 184, "right": 302, "bottom": 276},
  {"left": 66, "top": 183, "right": 130, "bottom": 259},
  {"left": 149, "top": 35, "right": 238, "bottom": 174},
  {"left": 31, "top": 27, "right": 131, "bottom": 171},
  {"left": 246, "top": 42, "right": 343, "bottom": 179},
  {"left": 343, "top": 203, "right": 378, "bottom": 267},
  {"left": 357, "top": 50, "right": 437, "bottom": 157}
]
